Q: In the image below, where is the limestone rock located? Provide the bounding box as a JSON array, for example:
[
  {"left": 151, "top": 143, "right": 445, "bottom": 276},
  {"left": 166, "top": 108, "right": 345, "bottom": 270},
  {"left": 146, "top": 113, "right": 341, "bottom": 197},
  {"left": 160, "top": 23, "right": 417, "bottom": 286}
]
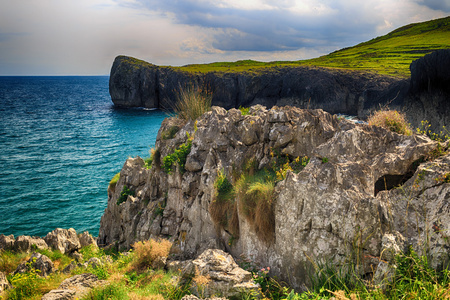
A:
[
  {"left": 42, "top": 273, "right": 106, "bottom": 300},
  {"left": 180, "top": 249, "right": 259, "bottom": 298},
  {"left": 78, "top": 232, "right": 97, "bottom": 248},
  {"left": 14, "top": 235, "right": 48, "bottom": 252},
  {"left": 0, "top": 234, "right": 15, "bottom": 251},
  {"left": 98, "top": 105, "right": 449, "bottom": 290},
  {"left": 14, "top": 252, "right": 54, "bottom": 277},
  {"left": 44, "top": 228, "right": 81, "bottom": 254},
  {"left": 0, "top": 271, "right": 11, "bottom": 293}
]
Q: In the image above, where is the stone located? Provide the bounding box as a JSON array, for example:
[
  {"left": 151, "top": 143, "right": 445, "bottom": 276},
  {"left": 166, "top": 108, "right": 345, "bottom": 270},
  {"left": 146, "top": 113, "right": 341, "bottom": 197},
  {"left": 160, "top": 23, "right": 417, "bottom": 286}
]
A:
[
  {"left": 0, "top": 234, "right": 15, "bottom": 251},
  {"left": 180, "top": 249, "right": 259, "bottom": 298},
  {"left": 0, "top": 271, "right": 11, "bottom": 293},
  {"left": 14, "top": 252, "right": 54, "bottom": 277},
  {"left": 78, "top": 232, "right": 97, "bottom": 248},
  {"left": 44, "top": 228, "right": 81, "bottom": 254},
  {"left": 42, "top": 273, "right": 106, "bottom": 300},
  {"left": 14, "top": 235, "right": 48, "bottom": 252}
]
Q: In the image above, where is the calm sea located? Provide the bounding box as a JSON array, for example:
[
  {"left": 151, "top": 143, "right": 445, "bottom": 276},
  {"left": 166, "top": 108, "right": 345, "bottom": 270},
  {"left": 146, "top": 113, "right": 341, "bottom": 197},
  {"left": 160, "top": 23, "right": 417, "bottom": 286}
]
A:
[{"left": 0, "top": 76, "right": 166, "bottom": 237}]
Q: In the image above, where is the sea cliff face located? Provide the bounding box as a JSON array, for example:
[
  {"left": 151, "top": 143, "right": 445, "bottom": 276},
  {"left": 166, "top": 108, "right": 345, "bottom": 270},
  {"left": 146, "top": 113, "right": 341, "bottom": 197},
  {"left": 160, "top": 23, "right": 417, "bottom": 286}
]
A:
[
  {"left": 98, "top": 105, "right": 450, "bottom": 289},
  {"left": 109, "top": 50, "right": 450, "bottom": 131}
]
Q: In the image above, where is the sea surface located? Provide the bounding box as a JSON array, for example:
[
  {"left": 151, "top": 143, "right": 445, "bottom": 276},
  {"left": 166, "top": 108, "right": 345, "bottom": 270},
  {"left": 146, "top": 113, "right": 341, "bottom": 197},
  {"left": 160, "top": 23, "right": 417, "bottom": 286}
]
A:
[{"left": 0, "top": 76, "right": 166, "bottom": 237}]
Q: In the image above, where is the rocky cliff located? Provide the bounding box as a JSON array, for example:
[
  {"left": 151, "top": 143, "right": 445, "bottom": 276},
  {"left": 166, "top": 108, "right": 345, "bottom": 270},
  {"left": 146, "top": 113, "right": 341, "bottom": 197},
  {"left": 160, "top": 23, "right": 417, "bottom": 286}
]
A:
[
  {"left": 98, "top": 105, "right": 450, "bottom": 290},
  {"left": 109, "top": 50, "right": 450, "bottom": 131}
]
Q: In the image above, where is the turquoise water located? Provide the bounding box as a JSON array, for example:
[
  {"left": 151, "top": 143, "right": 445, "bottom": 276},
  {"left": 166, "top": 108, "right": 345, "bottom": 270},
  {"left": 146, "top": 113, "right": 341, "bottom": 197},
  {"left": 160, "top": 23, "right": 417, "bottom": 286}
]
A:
[{"left": 0, "top": 76, "right": 166, "bottom": 237}]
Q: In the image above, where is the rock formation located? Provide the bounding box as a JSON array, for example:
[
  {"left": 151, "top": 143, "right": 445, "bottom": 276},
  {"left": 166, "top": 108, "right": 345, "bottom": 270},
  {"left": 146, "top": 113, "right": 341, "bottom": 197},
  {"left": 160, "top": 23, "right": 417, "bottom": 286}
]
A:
[
  {"left": 98, "top": 105, "right": 450, "bottom": 290},
  {"left": 109, "top": 49, "right": 450, "bottom": 131},
  {"left": 14, "top": 252, "right": 54, "bottom": 277},
  {"left": 41, "top": 273, "right": 107, "bottom": 300}
]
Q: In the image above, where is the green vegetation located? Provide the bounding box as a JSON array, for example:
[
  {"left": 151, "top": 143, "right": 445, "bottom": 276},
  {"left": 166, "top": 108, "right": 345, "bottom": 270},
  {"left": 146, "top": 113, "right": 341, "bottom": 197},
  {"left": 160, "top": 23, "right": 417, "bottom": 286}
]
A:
[
  {"left": 117, "top": 185, "right": 135, "bottom": 205},
  {"left": 173, "top": 86, "right": 212, "bottom": 121},
  {"left": 144, "top": 148, "right": 160, "bottom": 170},
  {"left": 210, "top": 151, "right": 310, "bottom": 244},
  {"left": 368, "top": 109, "right": 412, "bottom": 135},
  {"left": 239, "top": 106, "right": 250, "bottom": 116},
  {"left": 109, "top": 172, "right": 120, "bottom": 191},
  {"left": 171, "top": 17, "right": 449, "bottom": 78},
  {"left": 162, "top": 138, "right": 192, "bottom": 174},
  {"left": 417, "top": 120, "right": 450, "bottom": 143}
]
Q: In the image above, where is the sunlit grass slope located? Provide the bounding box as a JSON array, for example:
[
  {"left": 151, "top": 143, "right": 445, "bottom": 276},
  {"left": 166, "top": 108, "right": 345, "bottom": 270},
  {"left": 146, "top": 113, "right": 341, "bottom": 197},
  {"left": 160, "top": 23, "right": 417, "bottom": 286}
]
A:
[{"left": 176, "top": 16, "right": 450, "bottom": 78}]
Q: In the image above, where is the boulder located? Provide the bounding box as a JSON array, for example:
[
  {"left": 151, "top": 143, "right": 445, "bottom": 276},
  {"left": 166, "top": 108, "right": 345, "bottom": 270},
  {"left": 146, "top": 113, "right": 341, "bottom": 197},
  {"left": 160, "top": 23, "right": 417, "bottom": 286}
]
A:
[
  {"left": 78, "top": 232, "right": 97, "bottom": 248},
  {"left": 0, "top": 234, "right": 15, "bottom": 251},
  {"left": 13, "top": 235, "right": 48, "bottom": 252},
  {"left": 14, "top": 252, "right": 54, "bottom": 277},
  {"left": 41, "top": 273, "right": 106, "bottom": 300},
  {"left": 44, "top": 228, "right": 81, "bottom": 254},
  {"left": 178, "top": 249, "right": 259, "bottom": 298},
  {"left": 0, "top": 271, "right": 11, "bottom": 293}
]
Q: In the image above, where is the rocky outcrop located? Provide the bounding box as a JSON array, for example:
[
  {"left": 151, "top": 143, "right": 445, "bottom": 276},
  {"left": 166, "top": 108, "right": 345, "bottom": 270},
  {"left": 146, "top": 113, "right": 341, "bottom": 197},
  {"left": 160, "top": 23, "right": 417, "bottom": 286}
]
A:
[
  {"left": 41, "top": 273, "right": 106, "bottom": 300},
  {"left": 98, "top": 105, "right": 450, "bottom": 290},
  {"left": 14, "top": 252, "right": 54, "bottom": 277},
  {"left": 109, "top": 49, "right": 450, "bottom": 131},
  {"left": 0, "top": 229, "right": 97, "bottom": 254},
  {"left": 169, "top": 249, "right": 259, "bottom": 298}
]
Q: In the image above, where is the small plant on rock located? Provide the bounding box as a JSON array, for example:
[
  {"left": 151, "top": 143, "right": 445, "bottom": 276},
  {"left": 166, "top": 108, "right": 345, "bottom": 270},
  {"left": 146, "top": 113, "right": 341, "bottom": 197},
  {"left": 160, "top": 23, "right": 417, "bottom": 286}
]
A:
[
  {"left": 368, "top": 109, "right": 412, "bottom": 135},
  {"left": 117, "top": 185, "right": 135, "bottom": 205},
  {"left": 162, "top": 138, "right": 192, "bottom": 174},
  {"left": 174, "top": 86, "right": 212, "bottom": 121}
]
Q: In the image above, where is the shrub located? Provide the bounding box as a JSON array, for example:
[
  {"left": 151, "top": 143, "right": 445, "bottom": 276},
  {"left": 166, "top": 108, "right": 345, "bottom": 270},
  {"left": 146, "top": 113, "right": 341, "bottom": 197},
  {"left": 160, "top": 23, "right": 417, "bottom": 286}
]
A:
[
  {"left": 239, "top": 106, "right": 250, "bottom": 116},
  {"left": 6, "top": 263, "right": 44, "bottom": 300},
  {"left": 83, "top": 283, "right": 129, "bottom": 300},
  {"left": 210, "top": 170, "right": 239, "bottom": 238},
  {"left": 368, "top": 109, "right": 412, "bottom": 135},
  {"left": 117, "top": 185, "right": 135, "bottom": 205},
  {"left": 162, "top": 139, "right": 192, "bottom": 174},
  {"left": 416, "top": 120, "right": 450, "bottom": 142},
  {"left": 109, "top": 172, "right": 120, "bottom": 191},
  {"left": 144, "top": 148, "right": 160, "bottom": 170},
  {"left": 130, "top": 239, "right": 172, "bottom": 272},
  {"left": 174, "top": 86, "right": 212, "bottom": 121}
]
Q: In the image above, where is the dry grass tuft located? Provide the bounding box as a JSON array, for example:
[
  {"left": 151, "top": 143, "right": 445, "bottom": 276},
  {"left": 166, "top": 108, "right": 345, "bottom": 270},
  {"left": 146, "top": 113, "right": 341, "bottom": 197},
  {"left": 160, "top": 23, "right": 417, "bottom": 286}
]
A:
[
  {"left": 130, "top": 239, "right": 172, "bottom": 272},
  {"left": 174, "top": 86, "right": 212, "bottom": 121},
  {"left": 368, "top": 109, "right": 412, "bottom": 135}
]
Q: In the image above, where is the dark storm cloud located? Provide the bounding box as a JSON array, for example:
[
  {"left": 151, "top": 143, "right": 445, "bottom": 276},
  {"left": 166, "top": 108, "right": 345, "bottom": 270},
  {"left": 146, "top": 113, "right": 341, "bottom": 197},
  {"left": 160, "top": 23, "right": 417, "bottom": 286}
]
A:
[
  {"left": 419, "top": 0, "right": 450, "bottom": 12},
  {"left": 125, "top": 0, "right": 382, "bottom": 52}
]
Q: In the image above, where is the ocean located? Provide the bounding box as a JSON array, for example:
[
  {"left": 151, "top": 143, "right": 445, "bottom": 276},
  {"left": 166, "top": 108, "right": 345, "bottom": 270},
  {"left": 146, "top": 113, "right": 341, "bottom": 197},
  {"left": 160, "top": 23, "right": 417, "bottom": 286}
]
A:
[{"left": 0, "top": 76, "right": 166, "bottom": 237}]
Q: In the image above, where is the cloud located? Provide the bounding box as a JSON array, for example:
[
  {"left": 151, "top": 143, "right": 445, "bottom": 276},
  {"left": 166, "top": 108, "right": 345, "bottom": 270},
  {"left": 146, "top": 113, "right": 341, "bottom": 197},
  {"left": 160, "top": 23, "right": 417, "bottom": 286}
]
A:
[{"left": 418, "top": 0, "right": 450, "bottom": 12}]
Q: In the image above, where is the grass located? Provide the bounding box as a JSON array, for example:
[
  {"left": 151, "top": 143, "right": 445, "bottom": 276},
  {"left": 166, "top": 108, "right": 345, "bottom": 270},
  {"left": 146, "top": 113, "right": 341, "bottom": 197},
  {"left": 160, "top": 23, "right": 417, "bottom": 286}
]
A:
[
  {"left": 368, "top": 109, "right": 412, "bottom": 135},
  {"left": 109, "top": 172, "right": 120, "bottom": 191},
  {"left": 162, "top": 138, "right": 192, "bottom": 174},
  {"left": 117, "top": 185, "right": 135, "bottom": 205},
  {"left": 161, "top": 16, "right": 449, "bottom": 78},
  {"left": 173, "top": 86, "right": 212, "bottom": 121}
]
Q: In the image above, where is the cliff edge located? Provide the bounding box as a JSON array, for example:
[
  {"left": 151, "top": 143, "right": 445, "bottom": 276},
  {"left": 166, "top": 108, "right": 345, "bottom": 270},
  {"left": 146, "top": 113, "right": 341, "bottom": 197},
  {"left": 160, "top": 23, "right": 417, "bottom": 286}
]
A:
[{"left": 98, "top": 105, "right": 450, "bottom": 290}]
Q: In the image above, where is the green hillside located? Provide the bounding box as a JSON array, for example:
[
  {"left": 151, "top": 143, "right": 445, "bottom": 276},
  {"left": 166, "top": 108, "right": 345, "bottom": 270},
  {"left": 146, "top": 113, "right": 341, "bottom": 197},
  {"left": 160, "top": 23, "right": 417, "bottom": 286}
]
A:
[{"left": 177, "top": 16, "right": 450, "bottom": 78}]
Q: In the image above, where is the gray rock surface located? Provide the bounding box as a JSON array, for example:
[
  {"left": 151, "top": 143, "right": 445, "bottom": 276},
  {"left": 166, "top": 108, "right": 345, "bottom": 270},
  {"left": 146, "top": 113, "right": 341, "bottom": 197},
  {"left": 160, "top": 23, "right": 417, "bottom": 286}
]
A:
[
  {"left": 44, "top": 228, "right": 81, "bottom": 254},
  {"left": 98, "top": 105, "right": 449, "bottom": 290},
  {"left": 0, "top": 271, "right": 11, "bottom": 293},
  {"left": 41, "top": 273, "right": 106, "bottom": 300},
  {"left": 14, "top": 235, "right": 48, "bottom": 252},
  {"left": 14, "top": 252, "right": 54, "bottom": 277},
  {"left": 78, "top": 231, "right": 97, "bottom": 248},
  {"left": 0, "top": 234, "right": 15, "bottom": 251}
]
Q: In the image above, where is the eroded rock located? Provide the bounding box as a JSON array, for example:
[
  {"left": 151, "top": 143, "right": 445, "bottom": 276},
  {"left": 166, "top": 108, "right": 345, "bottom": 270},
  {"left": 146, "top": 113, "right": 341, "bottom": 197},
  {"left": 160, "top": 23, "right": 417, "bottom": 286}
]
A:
[
  {"left": 44, "top": 228, "right": 81, "bottom": 254},
  {"left": 14, "top": 252, "right": 54, "bottom": 277},
  {"left": 42, "top": 273, "right": 106, "bottom": 300}
]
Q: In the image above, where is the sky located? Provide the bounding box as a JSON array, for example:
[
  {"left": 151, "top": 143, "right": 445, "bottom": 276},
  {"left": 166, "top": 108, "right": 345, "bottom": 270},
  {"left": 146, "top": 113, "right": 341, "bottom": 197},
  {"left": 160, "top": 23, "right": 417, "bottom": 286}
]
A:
[{"left": 0, "top": 0, "right": 448, "bottom": 75}]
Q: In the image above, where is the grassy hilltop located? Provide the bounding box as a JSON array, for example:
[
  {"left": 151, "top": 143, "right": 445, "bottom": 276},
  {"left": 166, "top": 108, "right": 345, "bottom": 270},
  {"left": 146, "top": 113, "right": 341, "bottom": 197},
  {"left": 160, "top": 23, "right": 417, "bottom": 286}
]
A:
[{"left": 177, "top": 16, "right": 450, "bottom": 78}]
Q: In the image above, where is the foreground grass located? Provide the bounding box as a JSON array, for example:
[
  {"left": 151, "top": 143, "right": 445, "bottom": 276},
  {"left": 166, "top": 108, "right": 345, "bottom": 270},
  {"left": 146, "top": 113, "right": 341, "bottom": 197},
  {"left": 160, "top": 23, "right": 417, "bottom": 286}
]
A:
[
  {"left": 2, "top": 241, "right": 450, "bottom": 299},
  {"left": 174, "top": 16, "right": 449, "bottom": 78}
]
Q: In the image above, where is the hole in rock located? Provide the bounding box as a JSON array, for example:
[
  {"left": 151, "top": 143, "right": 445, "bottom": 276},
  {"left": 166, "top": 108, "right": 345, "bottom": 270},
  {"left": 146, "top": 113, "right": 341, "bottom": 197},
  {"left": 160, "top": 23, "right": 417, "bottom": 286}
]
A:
[{"left": 374, "top": 157, "right": 424, "bottom": 196}]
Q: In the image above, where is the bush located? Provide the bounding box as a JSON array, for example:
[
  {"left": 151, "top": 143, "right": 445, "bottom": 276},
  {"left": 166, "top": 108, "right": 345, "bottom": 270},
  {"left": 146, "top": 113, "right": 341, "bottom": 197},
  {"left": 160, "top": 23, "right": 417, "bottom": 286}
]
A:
[
  {"left": 130, "top": 239, "right": 172, "bottom": 272},
  {"left": 162, "top": 139, "right": 192, "bottom": 174},
  {"left": 368, "top": 109, "right": 412, "bottom": 135},
  {"left": 7, "top": 264, "right": 44, "bottom": 300},
  {"left": 83, "top": 283, "right": 129, "bottom": 300},
  {"left": 174, "top": 86, "right": 212, "bottom": 121},
  {"left": 117, "top": 185, "right": 135, "bottom": 205}
]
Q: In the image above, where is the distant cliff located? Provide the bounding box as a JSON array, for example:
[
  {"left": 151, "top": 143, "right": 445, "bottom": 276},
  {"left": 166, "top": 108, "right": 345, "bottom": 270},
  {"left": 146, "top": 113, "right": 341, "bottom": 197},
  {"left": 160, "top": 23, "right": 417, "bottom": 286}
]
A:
[{"left": 109, "top": 49, "right": 450, "bottom": 131}]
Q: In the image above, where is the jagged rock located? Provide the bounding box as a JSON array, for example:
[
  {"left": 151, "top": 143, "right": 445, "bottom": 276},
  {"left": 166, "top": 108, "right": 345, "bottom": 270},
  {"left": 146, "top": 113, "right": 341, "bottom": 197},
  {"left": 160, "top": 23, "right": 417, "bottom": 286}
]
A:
[
  {"left": 0, "top": 234, "right": 15, "bottom": 251},
  {"left": 13, "top": 235, "right": 48, "bottom": 252},
  {"left": 14, "top": 252, "right": 54, "bottom": 277},
  {"left": 380, "top": 232, "right": 406, "bottom": 263},
  {"left": 181, "top": 296, "right": 227, "bottom": 300},
  {"left": 78, "top": 232, "right": 97, "bottom": 248},
  {"left": 177, "top": 249, "right": 259, "bottom": 298},
  {"left": 62, "top": 261, "right": 78, "bottom": 274},
  {"left": 44, "top": 228, "right": 81, "bottom": 254},
  {"left": 99, "top": 105, "right": 449, "bottom": 290},
  {"left": 0, "top": 271, "right": 11, "bottom": 293},
  {"left": 41, "top": 273, "right": 106, "bottom": 300}
]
